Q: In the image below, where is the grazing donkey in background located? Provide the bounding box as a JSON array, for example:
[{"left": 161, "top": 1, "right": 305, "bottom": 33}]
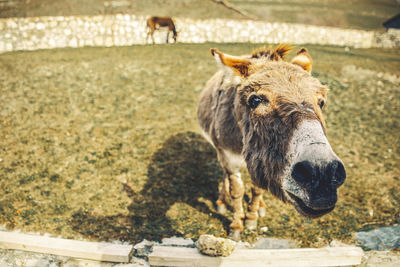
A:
[
  {"left": 146, "top": 16, "right": 178, "bottom": 44},
  {"left": 197, "top": 45, "right": 346, "bottom": 240}
]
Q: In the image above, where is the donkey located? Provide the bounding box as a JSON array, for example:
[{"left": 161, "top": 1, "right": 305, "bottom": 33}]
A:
[
  {"left": 197, "top": 45, "right": 346, "bottom": 240},
  {"left": 146, "top": 16, "right": 178, "bottom": 44}
]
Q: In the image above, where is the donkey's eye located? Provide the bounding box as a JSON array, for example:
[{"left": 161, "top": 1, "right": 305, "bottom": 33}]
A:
[
  {"left": 319, "top": 100, "right": 325, "bottom": 109},
  {"left": 248, "top": 95, "right": 264, "bottom": 109}
]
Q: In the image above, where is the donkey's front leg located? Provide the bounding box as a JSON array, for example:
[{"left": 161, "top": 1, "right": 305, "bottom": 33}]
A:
[
  {"left": 166, "top": 31, "right": 169, "bottom": 43},
  {"left": 245, "top": 184, "right": 266, "bottom": 230},
  {"left": 215, "top": 149, "right": 245, "bottom": 240},
  {"left": 227, "top": 171, "right": 245, "bottom": 241},
  {"left": 216, "top": 175, "right": 230, "bottom": 214}
]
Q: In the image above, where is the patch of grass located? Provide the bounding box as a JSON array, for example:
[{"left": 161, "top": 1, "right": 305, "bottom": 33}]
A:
[
  {"left": 0, "top": 43, "right": 399, "bottom": 246},
  {"left": 230, "top": 0, "right": 399, "bottom": 30},
  {"left": 0, "top": 0, "right": 246, "bottom": 20}
]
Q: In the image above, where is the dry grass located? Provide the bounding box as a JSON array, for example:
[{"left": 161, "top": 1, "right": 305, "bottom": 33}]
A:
[
  {"left": 0, "top": 44, "right": 399, "bottom": 247},
  {"left": 0, "top": 0, "right": 245, "bottom": 20},
  {"left": 230, "top": 0, "right": 398, "bottom": 30}
]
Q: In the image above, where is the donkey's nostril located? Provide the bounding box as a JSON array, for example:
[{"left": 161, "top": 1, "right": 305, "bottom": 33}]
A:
[
  {"left": 329, "top": 160, "right": 346, "bottom": 188},
  {"left": 292, "top": 161, "right": 314, "bottom": 187},
  {"left": 292, "top": 160, "right": 346, "bottom": 189}
]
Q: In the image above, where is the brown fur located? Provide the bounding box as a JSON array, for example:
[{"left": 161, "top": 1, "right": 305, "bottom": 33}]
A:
[
  {"left": 198, "top": 45, "right": 329, "bottom": 239},
  {"left": 251, "top": 44, "right": 293, "bottom": 60},
  {"left": 291, "top": 48, "right": 312, "bottom": 72},
  {"left": 238, "top": 62, "right": 325, "bottom": 194},
  {"left": 146, "top": 16, "right": 178, "bottom": 44}
]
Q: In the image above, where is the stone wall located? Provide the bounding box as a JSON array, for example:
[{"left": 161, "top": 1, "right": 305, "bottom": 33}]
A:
[{"left": 0, "top": 14, "right": 399, "bottom": 53}]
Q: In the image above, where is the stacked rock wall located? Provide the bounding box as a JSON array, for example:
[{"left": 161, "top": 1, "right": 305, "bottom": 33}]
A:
[{"left": 0, "top": 14, "right": 399, "bottom": 53}]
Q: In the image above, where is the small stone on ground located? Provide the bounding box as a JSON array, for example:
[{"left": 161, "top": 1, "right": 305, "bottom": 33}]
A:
[
  {"left": 195, "top": 234, "right": 236, "bottom": 257},
  {"left": 356, "top": 225, "right": 400, "bottom": 251}
]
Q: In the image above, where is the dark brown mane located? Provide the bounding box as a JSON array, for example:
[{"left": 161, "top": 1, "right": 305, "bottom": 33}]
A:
[{"left": 251, "top": 44, "right": 293, "bottom": 61}]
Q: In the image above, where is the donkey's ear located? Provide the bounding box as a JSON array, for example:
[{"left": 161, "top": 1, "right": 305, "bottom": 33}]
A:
[
  {"left": 291, "top": 48, "right": 312, "bottom": 72},
  {"left": 210, "top": 48, "right": 251, "bottom": 77}
]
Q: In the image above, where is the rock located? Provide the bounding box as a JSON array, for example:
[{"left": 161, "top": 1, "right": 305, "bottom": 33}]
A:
[
  {"left": 361, "top": 251, "right": 400, "bottom": 267},
  {"left": 133, "top": 239, "right": 154, "bottom": 258},
  {"left": 63, "top": 258, "right": 113, "bottom": 267},
  {"left": 356, "top": 225, "right": 400, "bottom": 251},
  {"left": 0, "top": 249, "right": 64, "bottom": 267},
  {"left": 115, "top": 257, "right": 150, "bottom": 267},
  {"left": 195, "top": 234, "right": 236, "bottom": 257},
  {"left": 253, "top": 237, "right": 297, "bottom": 249}
]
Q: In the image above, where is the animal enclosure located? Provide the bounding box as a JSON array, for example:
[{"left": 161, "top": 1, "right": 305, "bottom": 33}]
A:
[{"left": 0, "top": 44, "right": 399, "bottom": 247}]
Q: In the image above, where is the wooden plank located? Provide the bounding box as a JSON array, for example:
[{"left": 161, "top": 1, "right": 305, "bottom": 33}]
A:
[
  {"left": 149, "top": 246, "right": 364, "bottom": 267},
  {"left": 0, "top": 231, "right": 133, "bottom": 263}
]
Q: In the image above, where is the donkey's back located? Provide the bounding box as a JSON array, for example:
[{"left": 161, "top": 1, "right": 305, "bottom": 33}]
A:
[{"left": 147, "top": 16, "right": 175, "bottom": 28}]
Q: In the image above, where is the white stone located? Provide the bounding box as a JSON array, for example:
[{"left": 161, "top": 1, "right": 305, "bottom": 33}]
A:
[
  {"left": 5, "top": 42, "right": 13, "bottom": 51},
  {"left": 64, "top": 28, "right": 72, "bottom": 35},
  {"left": 134, "top": 239, "right": 154, "bottom": 258},
  {"left": 94, "top": 36, "right": 104, "bottom": 46},
  {"left": 196, "top": 235, "right": 236, "bottom": 257},
  {"left": 69, "top": 37, "right": 78, "bottom": 47},
  {"left": 6, "top": 20, "right": 18, "bottom": 29},
  {"left": 48, "top": 39, "right": 56, "bottom": 47},
  {"left": 36, "top": 23, "right": 45, "bottom": 30},
  {"left": 105, "top": 36, "right": 113, "bottom": 47},
  {"left": 49, "top": 21, "right": 57, "bottom": 28}
]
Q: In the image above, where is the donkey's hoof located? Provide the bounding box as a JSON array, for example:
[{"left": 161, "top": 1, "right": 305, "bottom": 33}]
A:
[
  {"left": 245, "top": 219, "right": 257, "bottom": 230},
  {"left": 258, "top": 207, "right": 266, "bottom": 218},
  {"left": 217, "top": 204, "right": 227, "bottom": 214},
  {"left": 228, "top": 230, "right": 241, "bottom": 241}
]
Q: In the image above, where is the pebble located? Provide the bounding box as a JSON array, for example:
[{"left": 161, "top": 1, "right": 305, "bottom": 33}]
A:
[{"left": 133, "top": 239, "right": 154, "bottom": 258}]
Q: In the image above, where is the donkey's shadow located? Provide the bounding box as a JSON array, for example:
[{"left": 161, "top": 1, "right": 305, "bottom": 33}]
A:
[{"left": 71, "top": 131, "right": 230, "bottom": 243}]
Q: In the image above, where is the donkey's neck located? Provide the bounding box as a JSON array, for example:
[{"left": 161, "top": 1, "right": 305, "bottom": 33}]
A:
[
  {"left": 197, "top": 70, "right": 244, "bottom": 155},
  {"left": 212, "top": 85, "right": 243, "bottom": 154}
]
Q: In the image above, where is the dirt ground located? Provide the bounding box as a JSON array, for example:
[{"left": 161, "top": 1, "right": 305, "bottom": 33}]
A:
[
  {"left": 0, "top": 43, "right": 399, "bottom": 248},
  {"left": 1, "top": 0, "right": 398, "bottom": 30}
]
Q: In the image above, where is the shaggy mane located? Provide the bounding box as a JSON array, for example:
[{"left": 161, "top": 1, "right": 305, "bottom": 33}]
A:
[{"left": 251, "top": 44, "right": 293, "bottom": 61}]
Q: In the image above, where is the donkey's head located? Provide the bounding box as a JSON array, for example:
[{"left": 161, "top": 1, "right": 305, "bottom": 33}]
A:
[{"left": 211, "top": 46, "right": 346, "bottom": 218}]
